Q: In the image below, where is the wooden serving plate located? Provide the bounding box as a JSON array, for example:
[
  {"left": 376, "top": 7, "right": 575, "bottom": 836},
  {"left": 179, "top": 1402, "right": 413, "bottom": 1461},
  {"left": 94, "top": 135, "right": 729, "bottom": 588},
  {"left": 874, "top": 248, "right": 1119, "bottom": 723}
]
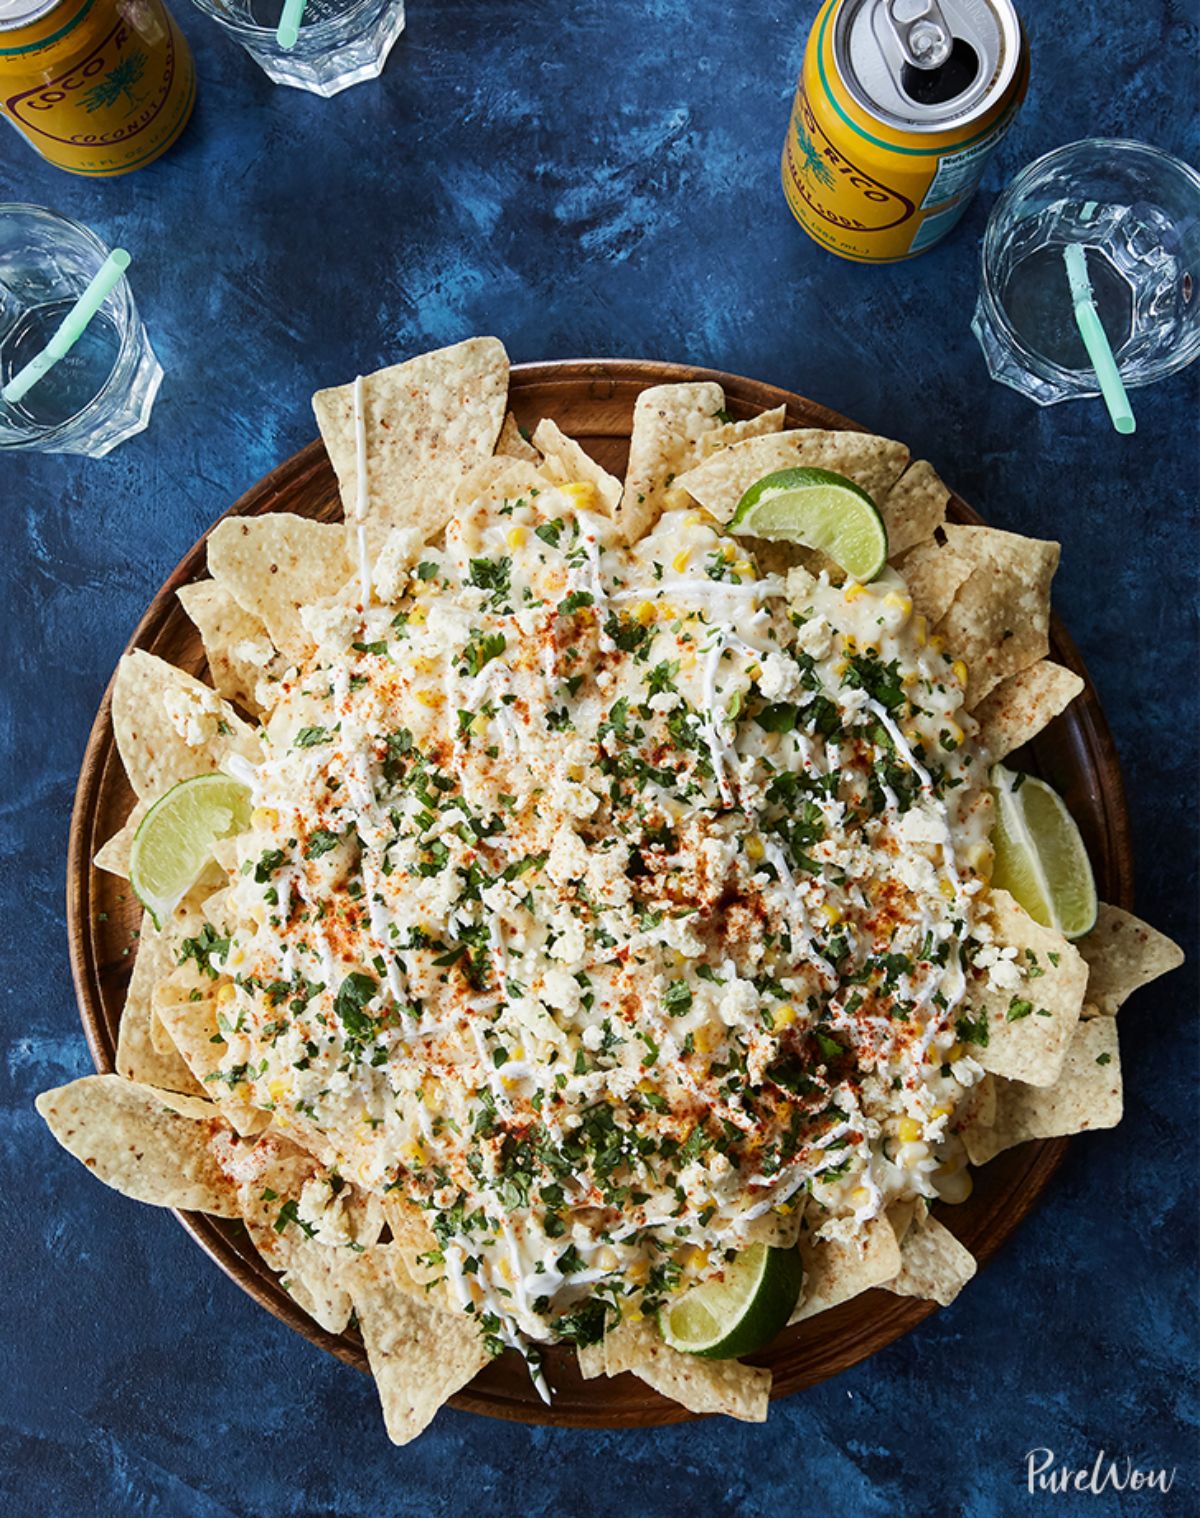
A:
[{"left": 67, "top": 359, "right": 1133, "bottom": 1427}]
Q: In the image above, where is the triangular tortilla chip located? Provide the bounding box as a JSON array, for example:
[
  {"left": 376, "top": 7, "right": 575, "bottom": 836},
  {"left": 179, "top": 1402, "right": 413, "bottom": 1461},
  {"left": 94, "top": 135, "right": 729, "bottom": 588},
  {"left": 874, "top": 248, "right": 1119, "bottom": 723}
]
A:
[
  {"left": 879, "top": 459, "right": 951, "bottom": 557},
  {"left": 496, "top": 410, "right": 539, "bottom": 463},
  {"left": 790, "top": 1213, "right": 902, "bottom": 1323},
  {"left": 177, "top": 579, "right": 279, "bottom": 715},
  {"left": 207, "top": 515, "right": 353, "bottom": 664},
  {"left": 883, "top": 1210, "right": 976, "bottom": 1306},
  {"left": 602, "top": 1317, "right": 769, "bottom": 1422},
  {"left": 617, "top": 381, "right": 726, "bottom": 542},
  {"left": 116, "top": 898, "right": 210, "bottom": 1096},
  {"left": 895, "top": 540, "right": 973, "bottom": 624},
  {"left": 346, "top": 1247, "right": 490, "bottom": 1445},
  {"left": 531, "top": 418, "right": 623, "bottom": 515},
  {"left": 1076, "top": 904, "right": 1184, "bottom": 1016},
  {"left": 698, "top": 404, "right": 788, "bottom": 458},
  {"left": 230, "top": 1133, "right": 362, "bottom": 1333},
  {"left": 112, "top": 651, "right": 262, "bottom": 802},
  {"left": 152, "top": 963, "right": 267, "bottom": 1136},
  {"left": 35, "top": 1074, "right": 238, "bottom": 1215},
  {"left": 972, "top": 660, "right": 1084, "bottom": 760},
  {"left": 312, "top": 339, "right": 509, "bottom": 555},
  {"left": 964, "top": 1016, "right": 1123, "bottom": 1165},
  {"left": 675, "top": 428, "right": 910, "bottom": 525},
  {"left": 450, "top": 455, "right": 547, "bottom": 513},
  {"left": 960, "top": 889, "right": 1088, "bottom": 1087},
  {"left": 93, "top": 802, "right": 147, "bottom": 879},
  {"left": 936, "top": 527, "right": 1060, "bottom": 706}
]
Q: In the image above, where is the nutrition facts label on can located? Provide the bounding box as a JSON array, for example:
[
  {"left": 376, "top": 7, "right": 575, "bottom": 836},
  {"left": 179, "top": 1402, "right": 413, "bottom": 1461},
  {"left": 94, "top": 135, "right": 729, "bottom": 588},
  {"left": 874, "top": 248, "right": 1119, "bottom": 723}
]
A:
[{"left": 921, "top": 132, "right": 1005, "bottom": 209}]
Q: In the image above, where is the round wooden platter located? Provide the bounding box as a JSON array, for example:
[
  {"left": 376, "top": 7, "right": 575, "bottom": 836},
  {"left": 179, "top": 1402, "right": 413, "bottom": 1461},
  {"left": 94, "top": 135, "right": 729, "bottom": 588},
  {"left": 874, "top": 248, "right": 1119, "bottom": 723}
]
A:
[{"left": 68, "top": 359, "right": 1133, "bottom": 1428}]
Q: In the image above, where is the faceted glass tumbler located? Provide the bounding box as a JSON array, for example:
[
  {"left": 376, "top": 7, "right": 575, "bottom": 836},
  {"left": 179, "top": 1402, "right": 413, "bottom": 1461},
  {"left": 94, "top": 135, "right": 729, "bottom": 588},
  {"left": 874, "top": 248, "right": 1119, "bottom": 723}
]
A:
[
  {"left": 190, "top": 0, "right": 405, "bottom": 96},
  {"left": 972, "top": 139, "right": 1200, "bottom": 407},
  {"left": 0, "top": 204, "right": 162, "bottom": 459}
]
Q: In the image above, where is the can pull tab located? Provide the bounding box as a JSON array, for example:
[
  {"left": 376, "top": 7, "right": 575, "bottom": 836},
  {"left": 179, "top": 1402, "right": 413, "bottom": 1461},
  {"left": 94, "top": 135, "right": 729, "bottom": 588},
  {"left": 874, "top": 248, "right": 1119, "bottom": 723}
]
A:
[{"left": 885, "top": 0, "right": 953, "bottom": 70}]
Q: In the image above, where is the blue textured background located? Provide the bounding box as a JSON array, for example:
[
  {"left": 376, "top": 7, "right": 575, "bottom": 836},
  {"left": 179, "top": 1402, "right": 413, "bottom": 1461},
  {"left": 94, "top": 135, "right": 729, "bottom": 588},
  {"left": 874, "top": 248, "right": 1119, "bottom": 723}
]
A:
[{"left": 2, "top": 3, "right": 1197, "bottom": 1514}]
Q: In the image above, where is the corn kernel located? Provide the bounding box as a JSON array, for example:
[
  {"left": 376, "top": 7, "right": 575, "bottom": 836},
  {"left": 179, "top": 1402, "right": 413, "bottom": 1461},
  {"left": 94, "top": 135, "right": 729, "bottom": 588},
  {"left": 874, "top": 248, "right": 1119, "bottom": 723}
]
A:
[
  {"left": 637, "top": 1078, "right": 656, "bottom": 1094},
  {"left": 683, "top": 1245, "right": 709, "bottom": 1272},
  {"left": 662, "top": 486, "right": 692, "bottom": 511},
  {"left": 268, "top": 1077, "right": 290, "bottom": 1103},
  {"left": 915, "top": 614, "right": 928, "bottom": 647},
  {"left": 732, "top": 560, "right": 754, "bottom": 577},
  {"left": 217, "top": 983, "right": 238, "bottom": 1005},
  {"left": 684, "top": 512, "right": 704, "bottom": 527},
  {"left": 400, "top": 1139, "right": 426, "bottom": 1166},
  {"left": 227, "top": 945, "right": 245, "bottom": 967},
  {"left": 939, "top": 877, "right": 956, "bottom": 900},
  {"left": 773, "top": 1004, "right": 797, "bottom": 1029},
  {"left": 511, "top": 1044, "right": 525, "bottom": 1062},
  {"left": 694, "top": 1023, "right": 721, "bottom": 1055},
  {"left": 945, "top": 1042, "right": 965, "bottom": 1064},
  {"left": 931, "top": 1105, "right": 951, "bottom": 1121},
  {"left": 415, "top": 689, "right": 444, "bottom": 709},
  {"left": 567, "top": 763, "right": 585, "bottom": 782},
  {"left": 745, "top": 835, "right": 765, "bottom": 861},
  {"left": 775, "top": 1201, "right": 794, "bottom": 1217},
  {"left": 627, "top": 1259, "right": 650, "bottom": 1285},
  {"left": 422, "top": 1079, "right": 443, "bottom": 1112},
  {"left": 679, "top": 650, "right": 696, "bottom": 671},
  {"left": 635, "top": 600, "right": 657, "bottom": 625},
  {"left": 884, "top": 591, "right": 913, "bottom": 618},
  {"left": 497, "top": 1256, "right": 514, "bottom": 1283},
  {"left": 657, "top": 602, "right": 678, "bottom": 621},
  {"left": 251, "top": 807, "right": 278, "bottom": 829},
  {"left": 902, "top": 671, "right": 919, "bottom": 687},
  {"left": 898, "top": 1117, "right": 922, "bottom": 1143},
  {"left": 844, "top": 581, "right": 868, "bottom": 602},
  {"left": 928, "top": 634, "right": 946, "bottom": 655},
  {"left": 411, "top": 655, "right": 438, "bottom": 674},
  {"left": 951, "top": 659, "right": 969, "bottom": 686},
  {"left": 672, "top": 549, "right": 691, "bottom": 573},
  {"left": 507, "top": 526, "right": 527, "bottom": 549},
  {"left": 850, "top": 1186, "right": 871, "bottom": 1206},
  {"left": 944, "top": 719, "right": 964, "bottom": 746},
  {"left": 594, "top": 1245, "right": 619, "bottom": 1271},
  {"left": 559, "top": 481, "right": 598, "bottom": 511},
  {"left": 820, "top": 903, "right": 842, "bottom": 926},
  {"left": 407, "top": 605, "right": 427, "bottom": 625}
]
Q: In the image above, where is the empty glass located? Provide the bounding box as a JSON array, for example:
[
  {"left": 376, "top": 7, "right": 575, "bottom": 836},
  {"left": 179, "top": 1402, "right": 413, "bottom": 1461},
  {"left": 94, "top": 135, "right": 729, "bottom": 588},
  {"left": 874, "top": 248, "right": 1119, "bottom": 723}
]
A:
[
  {"left": 190, "top": 0, "right": 405, "bottom": 96},
  {"left": 0, "top": 205, "right": 161, "bottom": 458},
  {"left": 972, "top": 140, "right": 1200, "bottom": 406}
]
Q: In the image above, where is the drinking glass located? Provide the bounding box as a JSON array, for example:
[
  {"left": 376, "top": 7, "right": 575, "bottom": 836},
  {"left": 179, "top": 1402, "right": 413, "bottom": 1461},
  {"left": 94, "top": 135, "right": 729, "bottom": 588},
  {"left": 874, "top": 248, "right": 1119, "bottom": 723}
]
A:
[
  {"left": 972, "top": 140, "right": 1200, "bottom": 405},
  {"left": 0, "top": 205, "right": 161, "bottom": 458},
  {"left": 189, "top": 0, "right": 405, "bottom": 96}
]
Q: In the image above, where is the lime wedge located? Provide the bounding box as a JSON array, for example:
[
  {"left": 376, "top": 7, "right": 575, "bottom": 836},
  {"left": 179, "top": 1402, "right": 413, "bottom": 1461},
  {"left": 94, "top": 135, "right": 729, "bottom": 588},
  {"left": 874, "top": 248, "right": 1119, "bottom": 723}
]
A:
[
  {"left": 991, "top": 764, "right": 1098, "bottom": 939},
  {"left": 729, "top": 467, "right": 888, "bottom": 581},
  {"left": 130, "top": 773, "right": 252, "bottom": 930},
  {"left": 658, "top": 1242, "right": 802, "bottom": 1359}
]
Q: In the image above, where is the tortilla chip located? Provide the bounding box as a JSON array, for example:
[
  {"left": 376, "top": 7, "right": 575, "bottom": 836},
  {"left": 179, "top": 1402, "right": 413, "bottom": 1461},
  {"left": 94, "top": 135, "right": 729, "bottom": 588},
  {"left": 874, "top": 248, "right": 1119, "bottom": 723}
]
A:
[
  {"left": 698, "top": 404, "right": 788, "bottom": 458},
  {"left": 964, "top": 1016, "right": 1123, "bottom": 1165},
  {"left": 531, "top": 418, "right": 623, "bottom": 515},
  {"left": 618, "top": 381, "right": 726, "bottom": 543},
  {"left": 1076, "top": 904, "right": 1184, "bottom": 1016},
  {"left": 381, "top": 1196, "right": 444, "bottom": 1293},
  {"left": 112, "top": 651, "right": 261, "bottom": 803},
  {"left": 497, "top": 410, "right": 539, "bottom": 462},
  {"left": 346, "top": 1247, "right": 490, "bottom": 1445},
  {"left": 954, "top": 1073, "right": 997, "bottom": 1136},
  {"left": 116, "top": 902, "right": 209, "bottom": 1097},
  {"left": 674, "top": 428, "right": 910, "bottom": 524},
  {"left": 879, "top": 460, "right": 951, "bottom": 557},
  {"left": 93, "top": 803, "right": 147, "bottom": 879},
  {"left": 35, "top": 1074, "right": 238, "bottom": 1216},
  {"left": 229, "top": 1133, "right": 361, "bottom": 1333},
  {"left": 936, "top": 528, "right": 1060, "bottom": 706},
  {"left": 177, "top": 579, "right": 278, "bottom": 715},
  {"left": 972, "top": 661, "right": 1085, "bottom": 760},
  {"left": 962, "top": 889, "right": 1088, "bottom": 1086},
  {"left": 602, "top": 1317, "right": 769, "bottom": 1422},
  {"left": 883, "top": 1211, "right": 976, "bottom": 1306},
  {"left": 790, "top": 1213, "right": 902, "bottom": 1324},
  {"left": 886, "top": 1197, "right": 919, "bottom": 1246},
  {"left": 152, "top": 964, "right": 267, "bottom": 1137},
  {"left": 576, "top": 1340, "right": 607, "bottom": 1380},
  {"left": 207, "top": 515, "right": 353, "bottom": 664},
  {"left": 451, "top": 455, "right": 547, "bottom": 513},
  {"left": 312, "top": 339, "right": 509, "bottom": 556},
  {"left": 895, "top": 541, "right": 973, "bottom": 624}
]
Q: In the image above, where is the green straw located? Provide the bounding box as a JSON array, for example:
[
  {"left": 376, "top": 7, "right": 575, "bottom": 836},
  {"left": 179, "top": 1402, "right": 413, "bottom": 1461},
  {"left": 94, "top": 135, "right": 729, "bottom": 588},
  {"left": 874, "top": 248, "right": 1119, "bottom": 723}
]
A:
[
  {"left": 1063, "top": 243, "right": 1135, "bottom": 436},
  {"left": 276, "top": 0, "right": 307, "bottom": 49},
  {"left": 2, "top": 248, "right": 131, "bottom": 408}
]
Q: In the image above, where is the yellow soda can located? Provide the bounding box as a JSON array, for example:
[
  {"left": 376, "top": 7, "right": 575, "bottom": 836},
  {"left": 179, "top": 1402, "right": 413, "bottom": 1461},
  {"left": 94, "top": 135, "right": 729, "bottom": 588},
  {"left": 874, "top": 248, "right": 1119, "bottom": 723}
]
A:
[
  {"left": 0, "top": 0, "right": 195, "bottom": 176},
  {"left": 782, "top": 0, "right": 1029, "bottom": 262}
]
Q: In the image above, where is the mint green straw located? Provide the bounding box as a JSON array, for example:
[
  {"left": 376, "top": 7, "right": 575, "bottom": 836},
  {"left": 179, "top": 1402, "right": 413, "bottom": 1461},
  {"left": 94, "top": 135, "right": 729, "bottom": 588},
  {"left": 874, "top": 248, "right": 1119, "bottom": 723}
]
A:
[
  {"left": 2, "top": 248, "right": 131, "bottom": 408},
  {"left": 1063, "top": 243, "right": 1135, "bottom": 436},
  {"left": 276, "top": 0, "right": 308, "bottom": 49}
]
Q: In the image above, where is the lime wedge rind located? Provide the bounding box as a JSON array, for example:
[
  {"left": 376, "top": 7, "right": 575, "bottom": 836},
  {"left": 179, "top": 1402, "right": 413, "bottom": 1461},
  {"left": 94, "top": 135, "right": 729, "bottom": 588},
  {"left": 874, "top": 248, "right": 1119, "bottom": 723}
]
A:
[
  {"left": 729, "top": 466, "right": 888, "bottom": 582},
  {"left": 129, "top": 773, "right": 251, "bottom": 930},
  {"left": 990, "top": 764, "right": 1098, "bottom": 940},
  {"left": 658, "top": 1241, "right": 803, "bottom": 1359}
]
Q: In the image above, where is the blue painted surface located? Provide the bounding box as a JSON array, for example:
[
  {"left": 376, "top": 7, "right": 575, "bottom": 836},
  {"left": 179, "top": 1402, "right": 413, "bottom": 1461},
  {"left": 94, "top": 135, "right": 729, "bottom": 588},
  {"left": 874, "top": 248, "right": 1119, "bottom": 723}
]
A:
[{"left": 1, "top": 2, "right": 1197, "bottom": 1513}]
